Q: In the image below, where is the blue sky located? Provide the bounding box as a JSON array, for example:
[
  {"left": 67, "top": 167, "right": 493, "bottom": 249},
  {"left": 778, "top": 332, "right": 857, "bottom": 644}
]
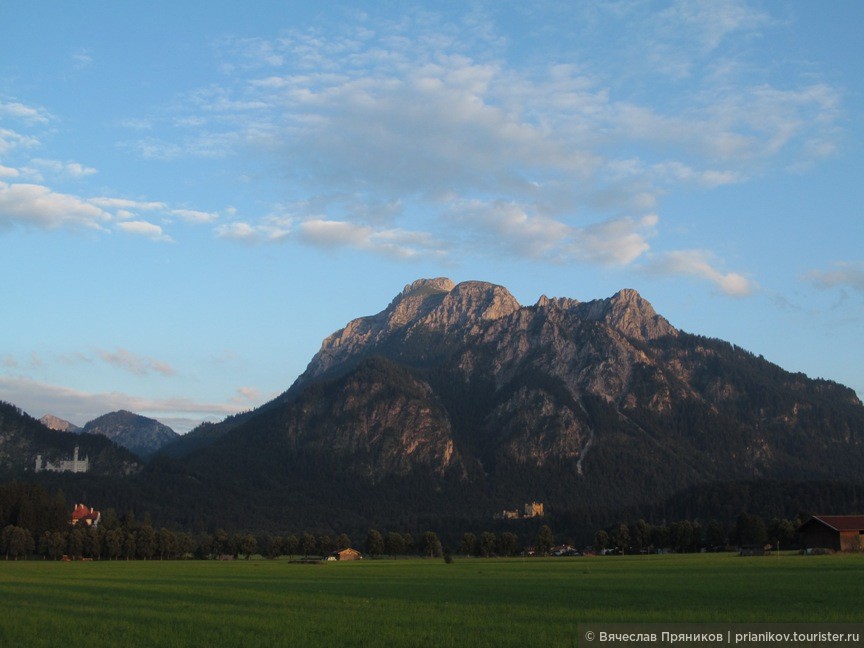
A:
[{"left": 1, "top": 1, "right": 862, "bottom": 433}]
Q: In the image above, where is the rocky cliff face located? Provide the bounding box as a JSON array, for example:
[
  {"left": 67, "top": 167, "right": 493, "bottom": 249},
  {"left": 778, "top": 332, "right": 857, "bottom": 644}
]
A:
[
  {"left": 303, "top": 278, "right": 521, "bottom": 381},
  {"left": 39, "top": 415, "right": 82, "bottom": 434},
  {"left": 186, "top": 278, "right": 864, "bottom": 523},
  {"left": 82, "top": 410, "right": 178, "bottom": 458}
]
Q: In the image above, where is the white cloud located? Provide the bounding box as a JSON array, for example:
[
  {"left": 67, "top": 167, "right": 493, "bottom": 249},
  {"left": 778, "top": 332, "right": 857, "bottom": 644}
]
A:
[
  {"left": 5, "top": 6, "right": 843, "bottom": 293},
  {"left": 30, "top": 158, "right": 98, "bottom": 179},
  {"left": 576, "top": 214, "right": 657, "bottom": 265},
  {"left": 297, "top": 218, "right": 446, "bottom": 260},
  {"left": 0, "top": 181, "right": 110, "bottom": 230},
  {"left": 0, "top": 128, "right": 40, "bottom": 155},
  {"left": 89, "top": 196, "right": 167, "bottom": 211},
  {"left": 645, "top": 249, "right": 752, "bottom": 296},
  {"left": 0, "top": 180, "right": 219, "bottom": 241},
  {"left": 0, "top": 100, "right": 51, "bottom": 124},
  {"left": 0, "top": 165, "right": 19, "bottom": 178},
  {"left": 116, "top": 219, "right": 174, "bottom": 242},
  {"left": 456, "top": 201, "right": 656, "bottom": 266},
  {"left": 215, "top": 214, "right": 293, "bottom": 243},
  {"left": 644, "top": 0, "right": 773, "bottom": 77},
  {"left": 170, "top": 208, "right": 219, "bottom": 223},
  {"left": 166, "top": 17, "right": 840, "bottom": 260},
  {"left": 215, "top": 220, "right": 263, "bottom": 242}
]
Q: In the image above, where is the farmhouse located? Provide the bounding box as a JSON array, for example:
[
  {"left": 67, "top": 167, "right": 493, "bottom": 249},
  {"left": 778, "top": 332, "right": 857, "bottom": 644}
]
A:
[
  {"left": 70, "top": 503, "right": 101, "bottom": 528},
  {"left": 327, "top": 547, "right": 362, "bottom": 561},
  {"left": 797, "top": 515, "right": 864, "bottom": 552}
]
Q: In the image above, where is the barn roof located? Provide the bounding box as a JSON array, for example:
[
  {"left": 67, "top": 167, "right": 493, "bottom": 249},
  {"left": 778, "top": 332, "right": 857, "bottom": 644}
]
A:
[
  {"left": 70, "top": 503, "right": 100, "bottom": 525},
  {"left": 799, "top": 515, "right": 864, "bottom": 532}
]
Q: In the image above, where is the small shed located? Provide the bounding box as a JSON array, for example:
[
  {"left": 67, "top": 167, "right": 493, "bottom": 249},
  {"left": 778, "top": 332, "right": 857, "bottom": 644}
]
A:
[
  {"left": 329, "top": 547, "right": 362, "bottom": 561},
  {"left": 797, "top": 515, "right": 864, "bottom": 552}
]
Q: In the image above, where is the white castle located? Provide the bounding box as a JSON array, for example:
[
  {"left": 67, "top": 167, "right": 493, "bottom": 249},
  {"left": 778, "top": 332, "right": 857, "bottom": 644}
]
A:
[{"left": 35, "top": 445, "right": 89, "bottom": 473}]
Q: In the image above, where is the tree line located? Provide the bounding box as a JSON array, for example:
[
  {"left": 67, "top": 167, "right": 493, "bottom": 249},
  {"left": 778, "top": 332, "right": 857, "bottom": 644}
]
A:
[
  {"left": 591, "top": 512, "right": 804, "bottom": 554},
  {"left": 0, "top": 481, "right": 810, "bottom": 561}
]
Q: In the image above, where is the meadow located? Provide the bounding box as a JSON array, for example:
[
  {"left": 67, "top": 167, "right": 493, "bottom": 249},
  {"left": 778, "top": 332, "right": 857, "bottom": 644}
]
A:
[{"left": 1, "top": 553, "right": 862, "bottom": 647}]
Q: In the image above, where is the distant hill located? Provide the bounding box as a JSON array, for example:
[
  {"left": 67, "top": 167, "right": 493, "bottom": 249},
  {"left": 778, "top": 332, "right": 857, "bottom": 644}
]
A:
[
  {"left": 82, "top": 410, "right": 178, "bottom": 458},
  {"left": 0, "top": 401, "right": 140, "bottom": 477}
]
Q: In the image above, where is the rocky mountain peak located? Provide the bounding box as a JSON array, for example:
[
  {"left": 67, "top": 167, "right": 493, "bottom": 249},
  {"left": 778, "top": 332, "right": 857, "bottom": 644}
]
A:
[
  {"left": 401, "top": 277, "right": 455, "bottom": 297},
  {"left": 39, "top": 414, "right": 82, "bottom": 433},
  {"left": 305, "top": 278, "right": 521, "bottom": 380},
  {"left": 383, "top": 277, "right": 454, "bottom": 329},
  {"left": 416, "top": 280, "right": 521, "bottom": 333},
  {"left": 535, "top": 294, "right": 580, "bottom": 311},
  {"left": 579, "top": 288, "right": 677, "bottom": 340}
]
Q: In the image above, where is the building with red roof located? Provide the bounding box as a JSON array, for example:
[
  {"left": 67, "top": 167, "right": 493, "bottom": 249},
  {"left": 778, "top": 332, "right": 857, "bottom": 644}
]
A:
[
  {"left": 797, "top": 515, "right": 864, "bottom": 552},
  {"left": 70, "top": 503, "right": 101, "bottom": 528}
]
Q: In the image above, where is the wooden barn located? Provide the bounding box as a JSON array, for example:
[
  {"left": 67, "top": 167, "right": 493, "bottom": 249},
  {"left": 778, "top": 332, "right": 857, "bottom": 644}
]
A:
[
  {"left": 797, "top": 515, "right": 864, "bottom": 552},
  {"left": 328, "top": 547, "right": 363, "bottom": 561}
]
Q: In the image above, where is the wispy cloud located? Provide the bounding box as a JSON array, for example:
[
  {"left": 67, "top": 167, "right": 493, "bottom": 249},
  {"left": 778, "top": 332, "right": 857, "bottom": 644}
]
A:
[
  {"left": 298, "top": 218, "right": 447, "bottom": 261},
  {"left": 2, "top": 6, "right": 843, "bottom": 293},
  {"left": 0, "top": 100, "right": 52, "bottom": 124},
  {"left": 116, "top": 219, "right": 174, "bottom": 242},
  {"left": 96, "top": 348, "right": 176, "bottom": 377},
  {"left": 806, "top": 262, "right": 864, "bottom": 295},
  {"left": 130, "top": 10, "right": 833, "bottom": 290},
  {"left": 215, "top": 213, "right": 293, "bottom": 243},
  {"left": 452, "top": 200, "right": 657, "bottom": 266},
  {"left": 4, "top": 348, "right": 177, "bottom": 378},
  {"left": 0, "top": 128, "right": 40, "bottom": 155},
  {"left": 71, "top": 48, "right": 94, "bottom": 70},
  {"left": 0, "top": 181, "right": 227, "bottom": 240},
  {"left": 29, "top": 158, "right": 98, "bottom": 180},
  {"left": 644, "top": 249, "right": 753, "bottom": 297},
  {"left": 0, "top": 375, "right": 245, "bottom": 433}
]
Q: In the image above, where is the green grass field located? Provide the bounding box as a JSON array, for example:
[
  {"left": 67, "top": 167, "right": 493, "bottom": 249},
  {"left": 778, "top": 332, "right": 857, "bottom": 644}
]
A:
[{"left": 1, "top": 553, "right": 862, "bottom": 647}]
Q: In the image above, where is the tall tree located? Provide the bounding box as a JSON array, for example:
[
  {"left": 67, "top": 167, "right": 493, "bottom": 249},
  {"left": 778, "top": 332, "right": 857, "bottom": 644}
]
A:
[
  {"left": 239, "top": 534, "right": 257, "bottom": 559},
  {"left": 611, "top": 523, "right": 631, "bottom": 553},
  {"left": 385, "top": 531, "right": 406, "bottom": 557},
  {"left": 300, "top": 532, "right": 317, "bottom": 558},
  {"left": 479, "top": 531, "right": 497, "bottom": 557},
  {"left": 420, "top": 531, "right": 442, "bottom": 558},
  {"left": 137, "top": 525, "right": 157, "bottom": 560},
  {"left": 594, "top": 529, "right": 610, "bottom": 552},
  {"left": 536, "top": 525, "right": 554, "bottom": 556},
  {"left": 458, "top": 532, "right": 477, "bottom": 556},
  {"left": 365, "top": 529, "right": 384, "bottom": 558},
  {"left": 497, "top": 532, "right": 519, "bottom": 557},
  {"left": 2, "top": 525, "right": 34, "bottom": 560}
]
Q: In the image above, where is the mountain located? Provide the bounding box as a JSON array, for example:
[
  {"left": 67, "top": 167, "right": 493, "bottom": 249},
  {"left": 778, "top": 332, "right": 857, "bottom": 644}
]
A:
[
  {"left": 39, "top": 414, "right": 82, "bottom": 434},
  {"left": 82, "top": 410, "right": 179, "bottom": 458},
  {"left": 173, "top": 278, "right": 864, "bottom": 532},
  {"left": 0, "top": 401, "right": 141, "bottom": 477}
]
